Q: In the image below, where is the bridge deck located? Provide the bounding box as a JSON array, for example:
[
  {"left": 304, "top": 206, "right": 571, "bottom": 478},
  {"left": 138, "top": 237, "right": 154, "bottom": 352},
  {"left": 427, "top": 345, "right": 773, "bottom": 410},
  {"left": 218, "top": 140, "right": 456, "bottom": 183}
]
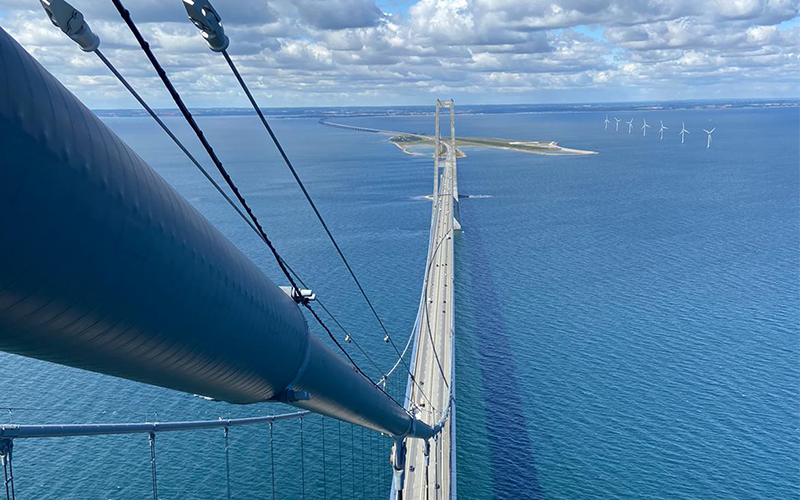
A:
[{"left": 403, "top": 139, "right": 457, "bottom": 499}]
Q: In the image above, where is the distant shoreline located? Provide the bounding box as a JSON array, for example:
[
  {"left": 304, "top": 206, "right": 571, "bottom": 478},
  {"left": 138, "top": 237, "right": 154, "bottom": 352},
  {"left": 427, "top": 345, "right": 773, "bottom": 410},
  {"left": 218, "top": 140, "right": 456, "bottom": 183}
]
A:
[{"left": 93, "top": 99, "right": 800, "bottom": 119}]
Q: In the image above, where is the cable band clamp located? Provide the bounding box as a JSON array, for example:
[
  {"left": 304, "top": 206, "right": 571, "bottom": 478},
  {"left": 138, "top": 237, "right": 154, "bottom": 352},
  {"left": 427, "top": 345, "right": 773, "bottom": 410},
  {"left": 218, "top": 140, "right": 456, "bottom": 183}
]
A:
[
  {"left": 183, "top": 0, "right": 229, "bottom": 52},
  {"left": 40, "top": 0, "right": 100, "bottom": 52}
]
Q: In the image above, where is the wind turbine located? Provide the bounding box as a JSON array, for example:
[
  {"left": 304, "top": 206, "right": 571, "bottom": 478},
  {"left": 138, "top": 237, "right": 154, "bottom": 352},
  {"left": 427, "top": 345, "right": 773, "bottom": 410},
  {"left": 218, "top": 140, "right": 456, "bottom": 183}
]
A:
[
  {"left": 679, "top": 121, "right": 689, "bottom": 144},
  {"left": 703, "top": 127, "right": 716, "bottom": 149},
  {"left": 659, "top": 120, "right": 668, "bottom": 140},
  {"left": 641, "top": 118, "right": 651, "bottom": 137},
  {"left": 614, "top": 117, "right": 621, "bottom": 131},
  {"left": 626, "top": 118, "right": 634, "bottom": 134},
  {"left": 604, "top": 115, "right": 610, "bottom": 130}
]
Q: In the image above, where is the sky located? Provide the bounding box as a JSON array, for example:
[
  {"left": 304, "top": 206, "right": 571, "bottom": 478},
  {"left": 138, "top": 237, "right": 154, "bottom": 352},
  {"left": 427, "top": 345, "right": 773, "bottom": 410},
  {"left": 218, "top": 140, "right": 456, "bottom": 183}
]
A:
[{"left": 1, "top": 0, "right": 798, "bottom": 108}]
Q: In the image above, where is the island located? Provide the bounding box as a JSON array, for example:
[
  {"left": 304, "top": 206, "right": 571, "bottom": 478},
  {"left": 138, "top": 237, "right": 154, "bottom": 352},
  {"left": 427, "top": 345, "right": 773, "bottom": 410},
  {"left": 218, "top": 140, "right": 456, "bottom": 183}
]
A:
[
  {"left": 318, "top": 118, "right": 597, "bottom": 157},
  {"left": 388, "top": 133, "right": 597, "bottom": 157}
]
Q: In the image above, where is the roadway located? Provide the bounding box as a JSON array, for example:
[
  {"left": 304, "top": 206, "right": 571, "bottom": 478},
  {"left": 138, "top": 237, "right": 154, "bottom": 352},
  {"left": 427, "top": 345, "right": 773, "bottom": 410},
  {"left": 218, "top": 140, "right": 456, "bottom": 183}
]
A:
[{"left": 403, "top": 139, "right": 457, "bottom": 500}]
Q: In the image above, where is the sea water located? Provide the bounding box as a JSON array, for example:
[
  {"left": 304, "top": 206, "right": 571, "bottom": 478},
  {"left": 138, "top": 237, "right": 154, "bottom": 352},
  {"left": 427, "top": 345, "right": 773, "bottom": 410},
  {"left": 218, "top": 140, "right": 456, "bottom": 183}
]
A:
[{"left": 1, "top": 105, "right": 797, "bottom": 499}]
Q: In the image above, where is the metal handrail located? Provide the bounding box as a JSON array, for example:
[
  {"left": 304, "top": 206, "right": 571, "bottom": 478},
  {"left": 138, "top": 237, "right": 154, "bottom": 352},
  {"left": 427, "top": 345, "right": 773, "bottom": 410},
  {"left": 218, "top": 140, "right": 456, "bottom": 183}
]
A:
[{"left": 0, "top": 411, "right": 309, "bottom": 439}]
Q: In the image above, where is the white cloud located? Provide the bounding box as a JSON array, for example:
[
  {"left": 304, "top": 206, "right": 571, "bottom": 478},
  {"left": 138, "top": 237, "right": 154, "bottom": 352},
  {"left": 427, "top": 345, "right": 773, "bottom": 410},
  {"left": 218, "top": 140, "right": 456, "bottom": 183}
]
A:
[{"left": 0, "top": 0, "right": 797, "bottom": 107}]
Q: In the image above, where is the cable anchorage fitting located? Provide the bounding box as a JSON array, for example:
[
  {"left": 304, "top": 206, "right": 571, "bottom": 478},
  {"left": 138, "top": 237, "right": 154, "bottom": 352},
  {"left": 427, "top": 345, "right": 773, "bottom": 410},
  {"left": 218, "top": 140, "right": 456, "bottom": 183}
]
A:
[
  {"left": 269, "top": 388, "right": 311, "bottom": 403},
  {"left": 40, "top": 0, "right": 100, "bottom": 52},
  {"left": 279, "top": 286, "right": 316, "bottom": 304},
  {"left": 183, "top": 0, "right": 229, "bottom": 52}
]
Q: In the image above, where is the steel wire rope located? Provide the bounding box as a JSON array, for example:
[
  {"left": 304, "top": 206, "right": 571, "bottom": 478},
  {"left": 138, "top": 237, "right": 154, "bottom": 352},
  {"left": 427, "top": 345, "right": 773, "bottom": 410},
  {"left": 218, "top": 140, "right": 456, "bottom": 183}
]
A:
[
  {"left": 223, "top": 427, "right": 232, "bottom": 500},
  {"left": 269, "top": 422, "right": 276, "bottom": 500},
  {"left": 302, "top": 300, "right": 411, "bottom": 412},
  {"left": 110, "top": 0, "right": 301, "bottom": 295},
  {"left": 220, "top": 50, "right": 437, "bottom": 413},
  {"left": 321, "top": 415, "right": 327, "bottom": 500},
  {"left": 93, "top": 49, "right": 261, "bottom": 242},
  {"left": 419, "top": 200, "right": 453, "bottom": 391},
  {"left": 148, "top": 432, "right": 158, "bottom": 500},
  {"left": 338, "top": 420, "right": 343, "bottom": 499},
  {"left": 2, "top": 449, "right": 13, "bottom": 500},
  {"left": 360, "top": 427, "right": 365, "bottom": 498},
  {"left": 100, "top": 44, "right": 393, "bottom": 397},
  {"left": 350, "top": 425, "right": 355, "bottom": 500},
  {"left": 282, "top": 262, "right": 388, "bottom": 382},
  {"left": 299, "top": 417, "right": 305, "bottom": 500},
  {"left": 388, "top": 159, "right": 455, "bottom": 417},
  {"left": 109, "top": 0, "right": 419, "bottom": 417},
  {"left": 385, "top": 175, "right": 452, "bottom": 413}
]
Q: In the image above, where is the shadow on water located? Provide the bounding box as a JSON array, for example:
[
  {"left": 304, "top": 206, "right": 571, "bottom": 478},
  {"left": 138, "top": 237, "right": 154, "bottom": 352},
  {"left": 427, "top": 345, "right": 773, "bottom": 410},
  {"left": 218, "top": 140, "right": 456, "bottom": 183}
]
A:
[{"left": 461, "top": 223, "right": 545, "bottom": 500}]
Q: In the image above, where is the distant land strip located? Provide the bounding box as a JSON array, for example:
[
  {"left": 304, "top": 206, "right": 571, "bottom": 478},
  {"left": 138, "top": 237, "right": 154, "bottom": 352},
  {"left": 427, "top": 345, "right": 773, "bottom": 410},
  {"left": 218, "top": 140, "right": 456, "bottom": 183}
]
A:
[{"left": 318, "top": 117, "right": 598, "bottom": 157}]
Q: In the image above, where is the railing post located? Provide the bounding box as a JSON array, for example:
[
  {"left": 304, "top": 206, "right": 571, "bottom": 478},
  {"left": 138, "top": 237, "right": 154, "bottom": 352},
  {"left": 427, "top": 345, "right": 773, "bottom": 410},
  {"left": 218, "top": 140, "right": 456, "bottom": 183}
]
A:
[
  {"left": 299, "top": 417, "right": 305, "bottom": 500},
  {"left": 223, "top": 426, "right": 232, "bottom": 500},
  {"left": 269, "top": 422, "right": 276, "bottom": 500},
  {"left": 1, "top": 439, "right": 15, "bottom": 500},
  {"left": 337, "top": 420, "right": 343, "bottom": 499},
  {"left": 320, "top": 416, "right": 326, "bottom": 500},
  {"left": 148, "top": 432, "right": 158, "bottom": 500}
]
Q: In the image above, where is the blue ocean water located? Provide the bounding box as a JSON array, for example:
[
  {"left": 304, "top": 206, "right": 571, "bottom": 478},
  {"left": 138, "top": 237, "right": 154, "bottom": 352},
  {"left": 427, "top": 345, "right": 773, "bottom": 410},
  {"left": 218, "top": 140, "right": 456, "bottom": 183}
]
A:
[{"left": 1, "top": 106, "right": 798, "bottom": 499}]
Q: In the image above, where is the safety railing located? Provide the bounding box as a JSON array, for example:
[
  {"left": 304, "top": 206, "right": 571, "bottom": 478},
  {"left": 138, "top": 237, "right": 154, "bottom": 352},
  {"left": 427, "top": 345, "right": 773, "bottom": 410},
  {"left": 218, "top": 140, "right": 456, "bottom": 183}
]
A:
[{"left": 0, "top": 410, "right": 397, "bottom": 500}]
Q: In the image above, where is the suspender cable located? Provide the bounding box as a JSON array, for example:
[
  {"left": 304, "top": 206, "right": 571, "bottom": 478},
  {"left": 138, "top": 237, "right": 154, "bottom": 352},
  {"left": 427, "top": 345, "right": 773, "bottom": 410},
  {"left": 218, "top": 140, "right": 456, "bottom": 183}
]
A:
[
  {"left": 223, "top": 427, "right": 232, "bottom": 500},
  {"left": 103, "top": 32, "right": 390, "bottom": 397},
  {"left": 222, "top": 50, "right": 394, "bottom": 332},
  {"left": 284, "top": 262, "right": 387, "bottom": 380},
  {"left": 350, "top": 425, "right": 355, "bottom": 500},
  {"left": 2, "top": 457, "right": 8, "bottom": 500},
  {"left": 108, "top": 0, "right": 423, "bottom": 416},
  {"left": 321, "top": 416, "right": 327, "bottom": 500},
  {"left": 178, "top": 0, "right": 436, "bottom": 408},
  {"left": 269, "top": 422, "right": 276, "bottom": 500},
  {"left": 302, "top": 301, "right": 410, "bottom": 412},
  {"left": 101, "top": 39, "right": 394, "bottom": 398},
  {"left": 110, "top": 0, "right": 302, "bottom": 297},
  {"left": 148, "top": 432, "right": 158, "bottom": 500},
  {"left": 220, "top": 49, "right": 434, "bottom": 409},
  {"left": 360, "top": 427, "right": 365, "bottom": 498},
  {"left": 93, "top": 50, "right": 260, "bottom": 242},
  {"left": 1, "top": 440, "right": 14, "bottom": 500},
  {"left": 299, "top": 417, "right": 306, "bottom": 500},
  {"left": 420, "top": 227, "right": 453, "bottom": 391},
  {"left": 338, "top": 420, "right": 343, "bottom": 500}
]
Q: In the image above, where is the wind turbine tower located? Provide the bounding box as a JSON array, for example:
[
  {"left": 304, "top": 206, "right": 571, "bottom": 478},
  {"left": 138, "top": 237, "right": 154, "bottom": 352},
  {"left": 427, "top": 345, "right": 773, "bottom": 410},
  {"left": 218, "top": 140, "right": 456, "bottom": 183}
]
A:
[
  {"left": 703, "top": 127, "right": 716, "bottom": 149},
  {"left": 604, "top": 115, "right": 610, "bottom": 130},
  {"left": 679, "top": 122, "right": 689, "bottom": 144},
  {"left": 641, "top": 118, "right": 651, "bottom": 137},
  {"left": 614, "top": 117, "right": 621, "bottom": 131},
  {"left": 626, "top": 118, "right": 634, "bottom": 134},
  {"left": 659, "top": 120, "right": 668, "bottom": 140}
]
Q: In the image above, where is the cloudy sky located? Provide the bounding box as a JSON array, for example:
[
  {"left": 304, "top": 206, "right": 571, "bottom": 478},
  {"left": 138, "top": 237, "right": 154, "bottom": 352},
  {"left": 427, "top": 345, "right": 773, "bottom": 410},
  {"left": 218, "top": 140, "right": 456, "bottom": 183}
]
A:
[{"left": 1, "top": 0, "right": 798, "bottom": 108}]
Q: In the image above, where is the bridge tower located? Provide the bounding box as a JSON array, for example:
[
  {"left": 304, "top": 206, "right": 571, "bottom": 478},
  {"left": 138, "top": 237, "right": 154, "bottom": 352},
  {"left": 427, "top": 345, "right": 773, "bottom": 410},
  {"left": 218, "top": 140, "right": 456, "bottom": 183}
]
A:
[{"left": 434, "top": 99, "right": 461, "bottom": 231}]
